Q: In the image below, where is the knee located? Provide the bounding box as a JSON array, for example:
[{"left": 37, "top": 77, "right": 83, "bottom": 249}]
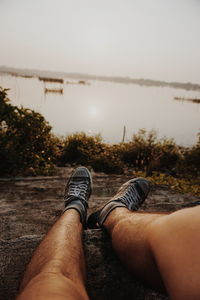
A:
[
  {"left": 147, "top": 210, "right": 189, "bottom": 249},
  {"left": 17, "top": 272, "right": 88, "bottom": 300},
  {"left": 147, "top": 215, "right": 170, "bottom": 249}
]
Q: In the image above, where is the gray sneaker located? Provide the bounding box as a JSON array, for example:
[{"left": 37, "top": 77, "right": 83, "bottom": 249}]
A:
[
  {"left": 63, "top": 167, "right": 92, "bottom": 226},
  {"left": 87, "top": 178, "right": 151, "bottom": 228}
]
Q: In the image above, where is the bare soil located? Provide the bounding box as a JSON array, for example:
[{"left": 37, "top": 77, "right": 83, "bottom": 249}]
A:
[{"left": 0, "top": 167, "right": 199, "bottom": 240}]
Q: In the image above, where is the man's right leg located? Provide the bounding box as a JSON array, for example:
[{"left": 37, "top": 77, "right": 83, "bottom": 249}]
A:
[
  {"left": 88, "top": 178, "right": 200, "bottom": 299},
  {"left": 104, "top": 208, "right": 166, "bottom": 291},
  {"left": 104, "top": 206, "right": 200, "bottom": 300}
]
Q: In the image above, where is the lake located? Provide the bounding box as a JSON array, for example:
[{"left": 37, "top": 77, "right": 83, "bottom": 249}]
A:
[{"left": 0, "top": 74, "right": 200, "bottom": 146}]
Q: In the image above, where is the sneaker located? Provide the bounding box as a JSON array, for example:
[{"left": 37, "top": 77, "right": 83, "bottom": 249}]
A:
[
  {"left": 87, "top": 178, "right": 151, "bottom": 228},
  {"left": 63, "top": 167, "right": 92, "bottom": 226}
]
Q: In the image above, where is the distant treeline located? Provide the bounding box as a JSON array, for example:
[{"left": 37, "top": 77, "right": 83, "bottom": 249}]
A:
[{"left": 1, "top": 66, "right": 200, "bottom": 91}]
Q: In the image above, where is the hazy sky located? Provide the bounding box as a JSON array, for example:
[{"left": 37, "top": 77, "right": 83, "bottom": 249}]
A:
[{"left": 0, "top": 0, "right": 200, "bottom": 82}]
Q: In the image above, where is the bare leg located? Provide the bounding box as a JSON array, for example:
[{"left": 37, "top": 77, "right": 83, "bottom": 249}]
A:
[
  {"left": 17, "top": 210, "right": 89, "bottom": 300},
  {"left": 104, "top": 206, "right": 200, "bottom": 300},
  {"left": 104, "top": 208, "right": 166, "bottom": 291}
]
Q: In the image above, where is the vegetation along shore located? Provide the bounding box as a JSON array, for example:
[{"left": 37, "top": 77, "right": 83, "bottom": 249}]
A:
[{"left": 0, "top": 86, "right": 199, "bottom": 196}]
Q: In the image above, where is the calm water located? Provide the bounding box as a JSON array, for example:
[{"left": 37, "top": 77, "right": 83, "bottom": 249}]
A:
[{"left": 1, "top": 74, "right": 200, "bottom": 146}]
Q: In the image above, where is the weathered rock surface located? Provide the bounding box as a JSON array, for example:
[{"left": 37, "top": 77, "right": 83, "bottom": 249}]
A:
[
  {"left": 0, "top": 231, "right": 167, "bottom": 300},
  {"left": 0, "top": 168, "right": 199, "bottom": 299}
]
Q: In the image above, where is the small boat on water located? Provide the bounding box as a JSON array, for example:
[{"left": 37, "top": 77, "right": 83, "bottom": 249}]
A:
[
  {"left": 44, "top": 88, "right": 63, "bottom": 94},
  {"left": 39, "top": 77, "right": 64, "bottom": 84},
  {"left": 66, "top": 80, "right": 90, "bottom": 85},
  {"left": 10, "top": 72, "right": 33, "bottom": 78}
]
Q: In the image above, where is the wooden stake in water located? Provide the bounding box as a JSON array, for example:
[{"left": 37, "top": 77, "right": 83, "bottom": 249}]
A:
[{"left": 122, "top": 125, "right": 126, "bottom": 143}]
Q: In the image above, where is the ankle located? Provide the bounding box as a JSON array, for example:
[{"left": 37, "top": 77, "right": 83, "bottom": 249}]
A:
[{"left": 63, "top": 199, "right": 87, "bottom": 226}]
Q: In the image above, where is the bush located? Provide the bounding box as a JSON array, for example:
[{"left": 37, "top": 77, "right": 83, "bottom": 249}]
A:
[
  {"left": 0, "top": 87, "right": 58, "bottom": 176},
  {"left": 59, "top": 132, "right": 104, "bottom": 165},
  {"left": 119, "top": 129, "right": 181, "bottom": 175},
  {"left": 178, "top": 133, "right": 200, "bottom": 177},
  {"left": 59, "top": 130, "right": 186, "bottom": 175},
  {"left": 91, "top": 144, "right": 123, "bottom": 174},
  {"left": 119, "top": 130, "right": 160, "bottom": 168},
  {"left": 59, "top": 133, "right": 124, "bottom": 174}
]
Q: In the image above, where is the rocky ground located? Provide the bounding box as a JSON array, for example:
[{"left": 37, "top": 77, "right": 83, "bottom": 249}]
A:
[{"left": 1, "top": 167, "right": 200, "bottom": 299}]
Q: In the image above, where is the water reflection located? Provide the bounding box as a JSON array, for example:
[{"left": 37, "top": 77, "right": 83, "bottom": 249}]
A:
[{"left": 0, "top": 74, "right": 199, "bottom": 146}]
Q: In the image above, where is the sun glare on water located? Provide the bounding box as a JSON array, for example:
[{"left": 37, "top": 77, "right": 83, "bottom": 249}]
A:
[{"left": 88, "top": 106, "right": 98, "bottom": 117}]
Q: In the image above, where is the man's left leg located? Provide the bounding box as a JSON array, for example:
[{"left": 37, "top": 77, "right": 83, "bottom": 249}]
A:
[
  {"left": 17, "top": 167, "right": 92, "bottom": 300},
  {"left": 17, "top": 210, "right": 88, "bottom": 300}
]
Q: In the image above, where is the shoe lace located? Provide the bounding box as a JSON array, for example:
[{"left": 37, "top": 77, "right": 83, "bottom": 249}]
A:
[
  {"left": 119, "top": 184, "right": 142, "bottom": 209},
  {"left": 66, "top": 180, "right": 89, "bottom": 201}
]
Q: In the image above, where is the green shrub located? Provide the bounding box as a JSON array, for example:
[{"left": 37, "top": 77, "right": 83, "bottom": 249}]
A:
[
  {"left": 0, "top": 87, "right": 58, "bottom": 176},
  {"left": 178, "top": 133, "right": 200, "bottom": 177},
  {"left": 59, "top": 130, "right": 184, "bottom": 175},
  {"left": 119, "top": 129, "right": 181, "bottom": 174},
  {"left": 59, "top": 133, "right": 123, "bottom": 174},
  {"left": 59, "top": 132, "right": 104, "bottom": 165},
  {"left": 91, "top": 144, "right": 123, "bottom": 174}
]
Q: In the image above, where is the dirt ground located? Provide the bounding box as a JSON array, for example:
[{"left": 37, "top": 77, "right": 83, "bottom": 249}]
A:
[{"left": 0, "top": 167, "right": 200, "bottom": 240}]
